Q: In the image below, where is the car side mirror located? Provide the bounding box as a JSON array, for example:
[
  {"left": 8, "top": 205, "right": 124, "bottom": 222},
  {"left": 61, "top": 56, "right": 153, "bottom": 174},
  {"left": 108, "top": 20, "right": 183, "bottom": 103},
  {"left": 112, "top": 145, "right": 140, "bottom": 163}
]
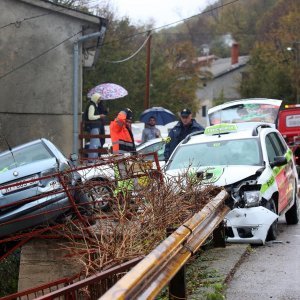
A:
[
  {"left": 270, "top": 156, "right": 287, "bottom": 168},
  {"left": 69, "top": 153, "right": 79, "bottom": 162}
]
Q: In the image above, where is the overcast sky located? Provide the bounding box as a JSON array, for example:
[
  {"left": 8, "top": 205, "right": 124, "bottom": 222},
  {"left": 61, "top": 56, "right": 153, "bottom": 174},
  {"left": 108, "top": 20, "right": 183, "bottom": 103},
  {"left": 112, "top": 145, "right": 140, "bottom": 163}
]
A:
[{"left": 106, "top": 0, "right": 217, "bottom": 28}]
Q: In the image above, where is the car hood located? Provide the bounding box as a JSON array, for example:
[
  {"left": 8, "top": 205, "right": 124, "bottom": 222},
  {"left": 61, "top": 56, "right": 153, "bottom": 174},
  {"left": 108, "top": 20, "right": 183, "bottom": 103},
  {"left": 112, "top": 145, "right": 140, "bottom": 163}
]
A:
[{"left": 165, "top": 165, "right": 262, "bottom": 186}]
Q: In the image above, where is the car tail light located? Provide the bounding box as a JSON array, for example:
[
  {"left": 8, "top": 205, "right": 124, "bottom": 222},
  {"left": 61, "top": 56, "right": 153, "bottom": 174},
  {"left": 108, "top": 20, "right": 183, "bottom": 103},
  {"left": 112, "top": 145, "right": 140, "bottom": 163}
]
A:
[{"left": 39, "top": 168, "right": 60, "bottom": 188}]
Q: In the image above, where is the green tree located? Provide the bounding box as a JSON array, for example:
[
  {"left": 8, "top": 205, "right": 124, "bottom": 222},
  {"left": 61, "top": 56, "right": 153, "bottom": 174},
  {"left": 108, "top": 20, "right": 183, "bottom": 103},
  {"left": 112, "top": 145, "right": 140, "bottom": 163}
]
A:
[
  {"left": 84, "top": 12, "right": 202, "bottom": 120},
  {"left": 240, "top": 0, "right": 300, "bottom": 102},
  {"left": 209, "top": 0, "right": 278, "bottom": 55},
  {"left": 0, "top": 250, "right": 20, "bottom": 296},
  {"left": 49, "top": 0, "right": 82, "bottom": 6}
]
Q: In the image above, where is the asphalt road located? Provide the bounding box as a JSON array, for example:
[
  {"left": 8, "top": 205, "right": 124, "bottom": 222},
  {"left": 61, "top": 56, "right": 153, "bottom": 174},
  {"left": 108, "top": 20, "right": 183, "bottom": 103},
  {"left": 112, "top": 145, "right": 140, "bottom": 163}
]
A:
[{"left": 225, "top": 217, "right": 300, "bottom": 300}]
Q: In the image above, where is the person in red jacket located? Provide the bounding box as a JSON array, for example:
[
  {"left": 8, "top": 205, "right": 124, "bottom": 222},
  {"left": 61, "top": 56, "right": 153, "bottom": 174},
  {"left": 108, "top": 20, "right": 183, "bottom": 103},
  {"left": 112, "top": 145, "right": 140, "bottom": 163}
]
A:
[{"left": 110, "top": 108, "right": 136, "bottom": 154}]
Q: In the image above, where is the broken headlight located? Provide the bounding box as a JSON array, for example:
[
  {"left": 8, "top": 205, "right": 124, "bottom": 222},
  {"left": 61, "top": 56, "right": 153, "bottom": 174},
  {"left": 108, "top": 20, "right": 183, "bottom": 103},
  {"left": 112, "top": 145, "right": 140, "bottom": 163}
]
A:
[{"left": 243, "top": 190, "right": 260, "bottom": 207}]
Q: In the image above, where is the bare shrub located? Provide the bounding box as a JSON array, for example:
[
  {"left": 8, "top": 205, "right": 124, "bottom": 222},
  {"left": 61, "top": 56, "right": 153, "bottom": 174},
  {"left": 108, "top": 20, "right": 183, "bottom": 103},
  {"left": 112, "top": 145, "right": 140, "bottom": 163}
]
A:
[{"left": 53, "top": 156, "right": 222, "bottom": 277}]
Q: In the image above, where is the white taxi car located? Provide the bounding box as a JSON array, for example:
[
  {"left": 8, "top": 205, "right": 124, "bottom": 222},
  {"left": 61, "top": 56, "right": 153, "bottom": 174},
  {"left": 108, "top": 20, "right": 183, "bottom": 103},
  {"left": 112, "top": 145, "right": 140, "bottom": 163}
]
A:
[{"left": 165, "top": 122, "right": 299, "bottom": 244}]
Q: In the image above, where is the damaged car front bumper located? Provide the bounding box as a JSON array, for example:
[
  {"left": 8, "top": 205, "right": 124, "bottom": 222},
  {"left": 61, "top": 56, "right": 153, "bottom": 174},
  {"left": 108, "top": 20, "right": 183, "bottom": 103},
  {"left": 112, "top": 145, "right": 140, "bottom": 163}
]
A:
[{"left": 225, "top": 206, "right": 278, "bottom": 245}]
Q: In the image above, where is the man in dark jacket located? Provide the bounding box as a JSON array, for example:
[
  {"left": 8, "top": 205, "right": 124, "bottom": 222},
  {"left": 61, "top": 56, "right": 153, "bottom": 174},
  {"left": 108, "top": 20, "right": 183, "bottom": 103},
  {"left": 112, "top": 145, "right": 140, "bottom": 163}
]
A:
[{"left": 164, "top": 108, "right": 204, "bottom": 161}]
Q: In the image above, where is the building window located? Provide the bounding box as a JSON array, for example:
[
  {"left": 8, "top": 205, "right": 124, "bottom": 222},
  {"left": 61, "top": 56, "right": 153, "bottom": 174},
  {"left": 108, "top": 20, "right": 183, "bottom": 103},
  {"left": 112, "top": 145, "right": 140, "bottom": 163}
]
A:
[{"left": 202, "top": 105, "right": 207, "bottom": 117}]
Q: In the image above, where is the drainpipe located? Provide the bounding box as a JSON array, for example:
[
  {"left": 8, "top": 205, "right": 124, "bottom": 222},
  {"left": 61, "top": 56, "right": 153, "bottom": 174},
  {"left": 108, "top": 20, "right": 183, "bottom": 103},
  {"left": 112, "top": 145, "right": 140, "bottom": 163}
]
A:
[{"left": 73, "top": 24, "right": 107, "bottom": 159}]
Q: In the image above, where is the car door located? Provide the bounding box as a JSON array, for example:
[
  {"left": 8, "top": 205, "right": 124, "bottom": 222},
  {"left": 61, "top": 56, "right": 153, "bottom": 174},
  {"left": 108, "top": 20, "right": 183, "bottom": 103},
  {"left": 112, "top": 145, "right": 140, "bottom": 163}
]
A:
[{"left": 265, "top": 132, "right": 294, "bottom": 213}]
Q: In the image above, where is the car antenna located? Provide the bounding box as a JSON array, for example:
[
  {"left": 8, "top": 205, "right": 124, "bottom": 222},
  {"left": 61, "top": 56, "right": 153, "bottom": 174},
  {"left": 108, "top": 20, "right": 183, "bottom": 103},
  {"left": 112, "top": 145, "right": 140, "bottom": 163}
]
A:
[{"left": 0, "top": 126, "right": 17, "bottom": 165}]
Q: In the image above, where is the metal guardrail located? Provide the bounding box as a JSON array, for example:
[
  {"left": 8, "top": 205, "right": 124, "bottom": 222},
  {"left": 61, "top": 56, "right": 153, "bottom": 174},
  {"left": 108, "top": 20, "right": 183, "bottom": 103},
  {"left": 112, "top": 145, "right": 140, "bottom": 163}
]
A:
[
  {"left": 34, "top": 257, "right": 143, "bottom": 300},
  {"left": 100, "top": 189, "right": 229, "bottom": 300},
  {"left": 0, "top": 275, "right": 80, "bottom": 300},
  {"left": 1, "top": 189, "right": 229, "bottom": 299}
]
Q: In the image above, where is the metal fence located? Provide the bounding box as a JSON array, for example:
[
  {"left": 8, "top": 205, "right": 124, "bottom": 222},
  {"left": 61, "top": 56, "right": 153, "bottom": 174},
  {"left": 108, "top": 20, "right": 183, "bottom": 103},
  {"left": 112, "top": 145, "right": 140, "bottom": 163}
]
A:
[{"left": 4, "top": 190, "right": 229, "bottom": 300}]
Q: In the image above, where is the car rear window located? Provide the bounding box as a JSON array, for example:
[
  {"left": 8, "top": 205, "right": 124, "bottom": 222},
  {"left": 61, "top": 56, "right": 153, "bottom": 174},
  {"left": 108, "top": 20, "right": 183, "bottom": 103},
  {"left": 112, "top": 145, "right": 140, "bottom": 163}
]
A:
[
  {"left": 0, "top": 142, "right": 53, "bottom": 173},
  {"left": 285, "top": 114, "right": 300, "bottom": 127},
  {"left": 209, "top": 103, "right": 279, "bottom": 125}
]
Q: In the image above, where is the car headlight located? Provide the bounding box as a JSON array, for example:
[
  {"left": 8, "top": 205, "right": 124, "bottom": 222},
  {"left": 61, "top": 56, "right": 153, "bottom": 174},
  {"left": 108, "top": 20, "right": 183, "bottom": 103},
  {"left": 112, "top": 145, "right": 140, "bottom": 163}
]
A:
[{"left": 244, "top": 191, "right": 260, "bottom": 207}]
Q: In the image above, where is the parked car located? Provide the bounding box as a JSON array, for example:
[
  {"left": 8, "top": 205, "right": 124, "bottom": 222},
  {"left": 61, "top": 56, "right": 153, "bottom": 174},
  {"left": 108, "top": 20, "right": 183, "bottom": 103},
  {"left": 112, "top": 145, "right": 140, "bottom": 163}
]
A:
[
  {"left": 0, "top": 138, "right": 102, "bottom": 238},
  {"left": 77, "top": 139, "right": 168, "bottom": 212},
  {"left": 136, "top": 137, "right": 168, "bottom": 168},
  {"left": 277, "top": 104, "right": 300, "bottom": 174},
  {"left": 165, "top": 119, "right": 299, "bottom": 245}
]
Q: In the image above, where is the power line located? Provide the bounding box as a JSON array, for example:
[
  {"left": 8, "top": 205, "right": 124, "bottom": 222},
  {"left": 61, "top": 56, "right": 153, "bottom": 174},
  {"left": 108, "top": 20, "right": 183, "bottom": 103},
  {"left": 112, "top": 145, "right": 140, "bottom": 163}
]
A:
[
  {"left": 0, "top": 0, "right": 241, "bottom": 78},
  {"left": 0, "top": 7, "right": 68, "bottom": 30},
  {"left": 105, "top": 32, "right": 151, "bottom": 63},
  {"left": 100, "top": 0, "right": 242, "bottom": 47},
  {"left": 98, "top": 0, "right": 241, "bottom": 64},
  {"left": 153, "top": 0, "right": 241, "bottom": 32},
  {"left": 0, "top": 2, "right": 101, "bottom": 31},
  {"left": 0, "top": 30, "right": 82, "bottom": 80}
]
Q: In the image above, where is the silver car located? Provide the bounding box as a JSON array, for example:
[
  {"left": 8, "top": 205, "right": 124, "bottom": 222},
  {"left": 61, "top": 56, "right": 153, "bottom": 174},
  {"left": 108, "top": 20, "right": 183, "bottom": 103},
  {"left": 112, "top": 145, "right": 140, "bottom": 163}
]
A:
[{"left": 0, "top": 138, "right": 89, "bottom": 238}]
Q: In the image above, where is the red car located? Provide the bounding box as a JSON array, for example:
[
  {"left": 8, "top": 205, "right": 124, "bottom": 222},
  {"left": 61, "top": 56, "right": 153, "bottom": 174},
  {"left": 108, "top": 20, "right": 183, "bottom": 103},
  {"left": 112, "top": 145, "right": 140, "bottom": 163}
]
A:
[{"left": 277, "top": 104, "right": 300, "bottom": 173}]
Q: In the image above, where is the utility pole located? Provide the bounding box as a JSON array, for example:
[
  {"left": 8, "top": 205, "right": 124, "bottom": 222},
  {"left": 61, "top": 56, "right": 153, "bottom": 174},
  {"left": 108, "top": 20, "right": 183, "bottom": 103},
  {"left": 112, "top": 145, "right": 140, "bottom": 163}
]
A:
[
  {"left": 287, "top": 42, "right": 300, "bottom": 104},
  {"left": 144, "top": 31, "right": 152, "bottom": 110}
]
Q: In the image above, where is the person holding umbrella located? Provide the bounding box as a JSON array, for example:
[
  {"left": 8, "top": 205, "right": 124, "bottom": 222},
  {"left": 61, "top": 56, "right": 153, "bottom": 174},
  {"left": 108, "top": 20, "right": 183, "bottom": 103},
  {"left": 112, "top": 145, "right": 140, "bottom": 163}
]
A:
[
  {"left": 83, "top": 93, "right": 108, "bottom": 160},
  {"left": 164, "top": 108, "right": 204, "bottom": 162},
  {"left": 141, "top": 116, "right": 161, "bottom": 143}
]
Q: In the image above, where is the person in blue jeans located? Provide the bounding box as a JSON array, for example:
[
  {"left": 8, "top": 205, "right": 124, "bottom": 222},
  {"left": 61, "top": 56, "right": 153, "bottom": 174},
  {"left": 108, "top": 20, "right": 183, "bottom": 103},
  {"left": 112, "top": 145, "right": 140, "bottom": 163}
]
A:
[
  {"left": 164, "top": 108, "right": 204, "bottom": 162},
  {"left": 85, "top": 93, "right": 108, "bottom": 160}
]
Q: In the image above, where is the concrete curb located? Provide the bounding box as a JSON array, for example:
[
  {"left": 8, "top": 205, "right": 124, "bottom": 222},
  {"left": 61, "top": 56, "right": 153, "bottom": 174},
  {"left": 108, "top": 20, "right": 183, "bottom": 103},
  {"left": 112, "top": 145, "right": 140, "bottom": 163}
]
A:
[{"left": 187, "top": 243, "right": 250, "bottom": 299}]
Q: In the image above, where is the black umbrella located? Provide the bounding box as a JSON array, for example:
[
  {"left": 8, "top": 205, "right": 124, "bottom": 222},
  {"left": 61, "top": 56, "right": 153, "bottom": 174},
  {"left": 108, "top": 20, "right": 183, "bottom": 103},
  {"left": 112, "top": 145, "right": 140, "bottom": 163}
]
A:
[{"left": 140, "top": 107, "right": 177, "bottom": 125}]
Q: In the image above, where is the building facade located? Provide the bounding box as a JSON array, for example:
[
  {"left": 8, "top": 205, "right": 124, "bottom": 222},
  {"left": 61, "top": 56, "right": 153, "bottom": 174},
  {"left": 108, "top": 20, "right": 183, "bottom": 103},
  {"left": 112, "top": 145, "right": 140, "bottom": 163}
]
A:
[
  {"left": 0, "top": 0, "right": 107, "bottom": 155},
  {"left": 195, "top": 44, "right": 249, "bottom": 127}
]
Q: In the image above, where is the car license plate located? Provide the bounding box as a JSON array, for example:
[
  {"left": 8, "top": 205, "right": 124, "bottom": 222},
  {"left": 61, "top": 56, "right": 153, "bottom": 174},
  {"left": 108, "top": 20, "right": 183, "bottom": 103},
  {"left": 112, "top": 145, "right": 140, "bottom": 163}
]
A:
[{"left": 1, "top": 175, "right": 39, "bottom": 195}]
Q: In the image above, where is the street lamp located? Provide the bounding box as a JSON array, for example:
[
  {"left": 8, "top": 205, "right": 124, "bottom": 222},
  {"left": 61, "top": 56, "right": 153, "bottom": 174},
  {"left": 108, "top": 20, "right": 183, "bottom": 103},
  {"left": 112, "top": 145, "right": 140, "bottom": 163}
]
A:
[{"left": 287, "top": 42, "right": 300, "bottom": 104}]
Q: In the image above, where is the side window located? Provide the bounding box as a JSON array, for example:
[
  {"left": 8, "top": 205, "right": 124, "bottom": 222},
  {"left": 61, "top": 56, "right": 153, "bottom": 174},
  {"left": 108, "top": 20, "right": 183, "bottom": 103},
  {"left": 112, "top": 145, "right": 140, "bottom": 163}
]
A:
[
  {"left": 269, "top": 132, "right": 286, "bottom": 156},
  {"left": 275, "top": 133, "right": 288, "bottom": 153},
  {"left": 266, "top": 135, "right": 277, "bottom": 163}
]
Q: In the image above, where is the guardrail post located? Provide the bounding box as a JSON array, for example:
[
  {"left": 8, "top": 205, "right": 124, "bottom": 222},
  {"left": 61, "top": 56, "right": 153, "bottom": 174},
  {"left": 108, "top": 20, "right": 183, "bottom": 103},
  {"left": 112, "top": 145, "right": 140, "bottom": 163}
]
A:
[
  {"left": 167, "top": 227, "right": 187, "bottom": 300},
  {"left": 169, "top": 266, "right": 186, "bottom": 300},
  {"left": 213, "top": 220, "right": 226, "bottom": 247}
]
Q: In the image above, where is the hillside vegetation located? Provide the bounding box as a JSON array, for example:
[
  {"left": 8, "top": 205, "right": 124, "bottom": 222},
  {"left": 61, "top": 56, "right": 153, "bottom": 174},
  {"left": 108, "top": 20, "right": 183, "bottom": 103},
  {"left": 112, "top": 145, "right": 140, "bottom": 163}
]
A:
[{"left": 54, "top": 0, "right": 300, "bottom": 116}]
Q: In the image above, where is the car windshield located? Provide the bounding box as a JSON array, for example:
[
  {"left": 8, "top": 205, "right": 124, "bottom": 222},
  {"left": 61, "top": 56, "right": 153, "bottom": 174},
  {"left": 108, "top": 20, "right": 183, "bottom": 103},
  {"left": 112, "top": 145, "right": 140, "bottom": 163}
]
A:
[
  {"left": 166, "top": 138, "right": 262, "bottom": 170},
  {"left": 137, "top": 141, "right": 165, "bottom": 161},
  {"left": 0, "top": 142, "right": 53, "bottom": 173}
]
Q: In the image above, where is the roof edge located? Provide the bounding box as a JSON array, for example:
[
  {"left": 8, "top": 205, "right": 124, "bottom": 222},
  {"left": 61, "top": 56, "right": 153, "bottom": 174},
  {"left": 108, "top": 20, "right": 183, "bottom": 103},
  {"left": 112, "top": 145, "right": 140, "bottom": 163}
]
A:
[{"left": 19, "top": 0, "right": 106, "bottom": 25}]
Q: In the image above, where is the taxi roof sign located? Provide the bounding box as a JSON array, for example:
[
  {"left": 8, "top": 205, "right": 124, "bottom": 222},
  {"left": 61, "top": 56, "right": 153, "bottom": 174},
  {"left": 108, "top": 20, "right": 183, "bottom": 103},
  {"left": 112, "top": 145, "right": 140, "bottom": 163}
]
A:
[{"left": 205, "top": 123, "right": 238, "bottom": 135}]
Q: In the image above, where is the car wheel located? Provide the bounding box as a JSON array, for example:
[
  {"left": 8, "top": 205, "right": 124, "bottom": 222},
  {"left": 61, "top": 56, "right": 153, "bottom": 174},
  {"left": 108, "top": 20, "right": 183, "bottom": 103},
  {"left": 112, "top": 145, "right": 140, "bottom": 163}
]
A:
[
  {"left": 285, "top": 182, "right": 299, "bottom": 225},
  {"left": 85, "top": 179, "right": 112, "bottom": 212},
  {"left": 266, "top": 199, "right": 278, "bottom": 241}
]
